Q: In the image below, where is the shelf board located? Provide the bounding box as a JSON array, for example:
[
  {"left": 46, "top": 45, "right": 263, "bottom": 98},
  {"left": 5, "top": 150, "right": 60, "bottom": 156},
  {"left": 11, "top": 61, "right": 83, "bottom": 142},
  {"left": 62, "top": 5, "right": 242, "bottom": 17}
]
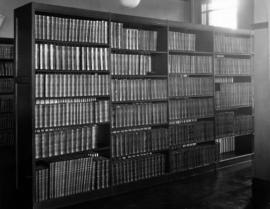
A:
[
  {"left": 112, "top": 74, "right": 167, "bottom": 79},
  {"left": 0, "top": 58, "right": 13, "bottom": 61},
  {"left": 35, "top": 39, "right": 109, "bottom": 47},
  {"left": 111, "top": 48, "right": 167, "bottom": 55},
  {"left": 36, "top": 147, "right": 110, "bottom": 163},
  {"left": 169, "top": 73, "right": 213, "bottom": 77},
  {"left": 112, "top": 99, "right": 167, "bottom": 104},
  {"left": 35, "top": 122, "right": 110, "bottom": 132},
  {"left": 36, "top": 69, "right": 110, "bottom": 74},
  {"left": 170, "top": 139, "right": 215, "bottom": 150},
  {"left": 169, "top": 50, "right": 212, "bottom": 55},
  {"left": 215, "top": 105, "right": 253, "bottom": 112},
  {"left": 112, "top": 123, "right": 168, "bottom": 131},
  {"left": 0, "top": 76, "right": 14, "bottom": 78},
  {"left": 218, "top": 153, "right": 254, "bottom": 168},
  {"left": 112, "top": 149, "right": 170, "bottom": 160},
  {"left": 169, "top": 95, "right": 214, "bottom": 100},
  {"left": 215, "top": 74, "right": 252, "bottom": 77},
  {"left": 0, "top": 92, "right": 14, "bottom": 95},
  {"left": 0, "top": 112, "right": 14, "bottom": 116},
  {"left": 215, "top": 52, "right": 253, "bottom": 57},
  {"left": 169, "top": 115, "right": 215, "bottom": 124},
  {"left": 216, "top": 131, "right": 254, "bottom": 139},
  {"left": 36, "top": 95, "right": 110, "bottom": 100},
  {"left": 35, "top": 187, "right": 112, "bottom": 209}
]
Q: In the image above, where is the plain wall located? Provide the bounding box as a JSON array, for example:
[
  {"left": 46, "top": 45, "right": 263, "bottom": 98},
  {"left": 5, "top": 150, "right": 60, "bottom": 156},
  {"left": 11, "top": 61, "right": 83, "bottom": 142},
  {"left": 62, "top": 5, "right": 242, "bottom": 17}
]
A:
[
  {"left": 254, "top": 0, "right": 270, "bottom": 181},
  {"left": 0, "top": 0, "right": 190, "bottom": 38}
]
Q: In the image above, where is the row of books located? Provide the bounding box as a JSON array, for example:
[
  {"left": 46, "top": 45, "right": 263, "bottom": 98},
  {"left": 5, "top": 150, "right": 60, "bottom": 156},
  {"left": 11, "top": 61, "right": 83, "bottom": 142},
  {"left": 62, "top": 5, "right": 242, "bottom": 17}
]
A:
[
  {"left": 35, "top": 99, "right": 109, "bottom": 129},
  {"left": 111, "top": 128, "right": 169, "bottom": 158},
  {"left": 168, "top": 31, "right": 196, "bottom": 51},
  {"left": 169, "top": 98, "right": 214, "bottom": 121},
  {"left": 35, "top": 74, "right": 110, "bottom": 98},
  {"left": 0, "top": 62, "right": 13, "bottom": 76},
  {"left": 0, "top": 116, "right": 13, "bottom": 130},
  {"left": 35, "top": 15, "right": 108, "bottom": 43},
  {"left": 216, "top": 136, "right": 235, "bottom": 154},
  {"left": 111, "top": 54, "right": 152, "bottom": 75},
  {"left": 111, "top": 22, "right": 157, "bottom": 51},
  {"left": 215, "top": 77, "right": 234, "bottom": 83},
  {"left": 35, "top": 125, "right": 103, "bottom": 159},
  {"left": 0, "top": 131, "right": 14, "bottom": 146},
  {"left": 0, "top": 78, "right": 13, "bottom": 93},
  {"left": 0, "top": 96, "right": 13, "bottom": 113},
  {"left": 0, "top": 44, "right": 13, "bottom": 59},
  {"left": 169, "top": 121, "right": 214, "bottom": 148},
  {"left": 215, "top": 57, "right": 251, "bottom": 75},
  {"left": 168, "top": 55, "right": 212, "bottom": 74},
  {"left": 214, "top": 33, "right": 252, "bottom": 54},
  {"left": 215, "top": 83, "right": 253, "bottom": 110},
  {"left": 215, "top": 112, "right": 234, "bottom": 138},
  {"left": 170, "top": 144, "right": 218, "bottom": 172},
  {"left": 35, "top": 44, "right": 109, "bottom": 71},
  {"left": 112, "top": 103, "right": 167, "bottom": 128},
  {"left": 234, "top": 115, "right": 253, "bottom": 136},
  {"left": 216, "top": 112, "right": 253, "bottom": 138},
  {"left": 35, "top": 155, "right": 110, "bottom": 201},
  {"left": 111, "top": 79, "right": 167, "bottom": 101},
  {"left": 169, "top": 77, "right": 213, "bottom": 97},
  {"left": 112, "top": 154, "right": 165, "bottom": 186}
]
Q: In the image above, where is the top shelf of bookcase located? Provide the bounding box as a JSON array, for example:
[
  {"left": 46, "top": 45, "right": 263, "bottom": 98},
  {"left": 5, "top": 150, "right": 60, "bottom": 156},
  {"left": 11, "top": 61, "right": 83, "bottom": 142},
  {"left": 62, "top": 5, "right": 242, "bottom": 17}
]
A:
[{"left": 21, "top": 2, "right": 254, "bottom": 37}]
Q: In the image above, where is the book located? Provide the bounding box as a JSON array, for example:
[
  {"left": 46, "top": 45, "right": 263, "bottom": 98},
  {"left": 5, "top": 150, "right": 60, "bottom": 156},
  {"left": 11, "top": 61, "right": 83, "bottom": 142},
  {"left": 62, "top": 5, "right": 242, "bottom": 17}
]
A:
[
  {"left": 214, "top": 33, "right": 252, "bottom": 54},
  {"left": 111, "top": 22, "right": 157, "bottom": 51},
  {"left": 215, "top": 81, "right": 252, "bottom": 110},
  {"left": 112, "top": 79, "right": 167, "bottom": 102},
  {"left": 215, "top": 57, "right": 251, "bottom": 75},
  {"left": 168, "top": 55, "right": 212, "bottom": 74},
  {"left": 112, "top": 102, "right": 168, "bottom": 128},
  {"left": 111, "top": 127, "right": 169, "bottom": 157},
  {"left": 169, "top": 121, "right": 214, "bottom": 148},
  {"left": 0, "top": 62, "right": 13, "bottom": 76},
  {"left": 216, "top": 136, "right": 235, "bottom": 154},
  {"left": 168, "top": 31, "right": 196, "bottom": 51},
  {"left": 35, "top": 44, "right": 109, "bottom": 71},
  {"left": 36, "top": 154, "right": 110, "bottom": 201},
  {"left": 35, "top": 14, "right": 108, "bottom": 44},
  {"left": 215, "top": 112, "right": 253, "bottom": 138},
  {"left": 170, "top": 144, "right": 218, "bottom": 172},
  {"left": 35, "top": 98, "right": 109, "bottom": 129},
  {"left": 35, "top": 125, "right": 103, "bottom": 159},
  {"left": 0, "top": 44, "right": 14, "bottom": 59},
  {"left": 112, "top": 153, "right": 165, "bottom": 186},
  {"left": 0, "top": 95, "right": 13, "bottom": 113},
  {"left": 111, "top": 54, "right": 151, "bottom": 75},
  {"left": 169, "top": 76, "right": 213, "bottom": 97},
  {"left": 169, "top": 98, "right": 213, "bottom": 121},
  {"left": 35, "top": 74, "right": 110, "bottom": 98},
  {"left": 0, "top": 78, "right": 14, "bottom": 93}
]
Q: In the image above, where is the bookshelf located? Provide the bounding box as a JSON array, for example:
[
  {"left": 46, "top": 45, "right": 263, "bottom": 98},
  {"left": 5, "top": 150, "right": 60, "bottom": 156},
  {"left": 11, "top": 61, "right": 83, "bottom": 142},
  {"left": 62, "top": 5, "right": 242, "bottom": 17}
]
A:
[
  {"left": 213, "top": 31, "right": 254, "bottom": 162},
  {"left": 15, "top": 3, "right": 254, "bottom": 209},
  {"left": 0, "top": 38, "right": 14, "bottom": 147}
]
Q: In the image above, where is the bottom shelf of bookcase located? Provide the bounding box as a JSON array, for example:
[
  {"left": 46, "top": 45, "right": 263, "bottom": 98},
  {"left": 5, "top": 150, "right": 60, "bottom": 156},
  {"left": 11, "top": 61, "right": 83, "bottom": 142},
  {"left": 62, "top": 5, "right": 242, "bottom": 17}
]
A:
[
  {"left": 218, "top": 152, "right": 254, "bottom": 168},
  {"left": 34, "top": 188, "right": 112, "bottom": 209},
  {"left": 33, "top": 154, "right": 254, "bottom": 209}
]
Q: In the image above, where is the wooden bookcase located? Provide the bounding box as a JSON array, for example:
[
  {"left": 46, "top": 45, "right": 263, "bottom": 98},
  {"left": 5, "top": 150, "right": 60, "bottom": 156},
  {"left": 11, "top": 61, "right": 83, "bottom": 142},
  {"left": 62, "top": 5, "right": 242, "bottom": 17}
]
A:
[
  {"left": 14, "top": 3, "right": 254, "bottom": 209},
  {"left": 0, "top": 38, "right": 15, "bottom": 147}
]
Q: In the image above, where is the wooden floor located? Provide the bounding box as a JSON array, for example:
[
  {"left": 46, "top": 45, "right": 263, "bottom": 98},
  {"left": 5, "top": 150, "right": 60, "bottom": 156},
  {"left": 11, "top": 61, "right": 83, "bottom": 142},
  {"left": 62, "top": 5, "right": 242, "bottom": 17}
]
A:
[{"left": 0, "top": 148, "right": 269, "bottom": 209}]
